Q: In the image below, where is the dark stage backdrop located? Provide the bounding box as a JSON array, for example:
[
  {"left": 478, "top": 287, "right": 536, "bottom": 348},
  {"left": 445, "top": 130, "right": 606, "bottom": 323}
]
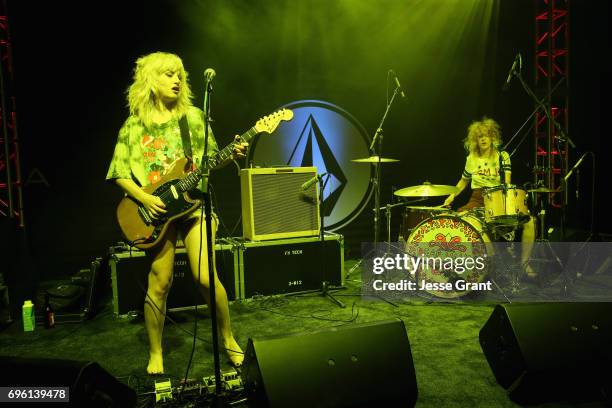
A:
[{"left": 5, "top": 0, "right": 607, "bottom": 279}]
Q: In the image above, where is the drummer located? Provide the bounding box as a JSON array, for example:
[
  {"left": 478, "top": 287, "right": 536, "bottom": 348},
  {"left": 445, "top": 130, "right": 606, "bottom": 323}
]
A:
[{"left": 443, "top": 117, "right": 537, "bottom": 280}]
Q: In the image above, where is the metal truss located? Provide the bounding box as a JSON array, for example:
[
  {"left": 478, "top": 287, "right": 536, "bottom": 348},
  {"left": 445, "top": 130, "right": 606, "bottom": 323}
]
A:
[
  {"left": 0, "top": 2, "right": 24, "bottom": 228},
  {"left": 533, "top": 0, "right": 570, "bottom": 209}
]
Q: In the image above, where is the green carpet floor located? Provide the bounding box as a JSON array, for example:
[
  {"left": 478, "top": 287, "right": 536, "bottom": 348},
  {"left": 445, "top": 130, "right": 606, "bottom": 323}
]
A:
[{"left": 0, "top": 260, "right": 608, "bottom": 407}]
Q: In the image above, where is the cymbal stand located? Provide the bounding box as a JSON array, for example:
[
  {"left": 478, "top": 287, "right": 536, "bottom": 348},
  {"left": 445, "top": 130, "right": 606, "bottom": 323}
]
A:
[
  {"left": 346, "top": 201, "right": 405, "bottom": 280},
  {"left": 369, "top": 77, "right": 403, "bottom": 245},
  {"left": 563, "top": 152, "right": 596, "bottom": 280},
  {"left": 346, "top": 72, "right": 402, "bottom": 292},
  {"left": 532, "top": 192, "right": 570, "bottom": 296},
  {"left": 384, "top": 202, "right": 410, "bottom": 250}
]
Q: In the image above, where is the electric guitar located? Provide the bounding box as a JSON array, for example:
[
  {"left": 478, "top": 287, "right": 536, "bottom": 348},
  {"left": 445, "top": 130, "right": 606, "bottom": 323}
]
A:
[{"left": 116, "top": 108, "right": 293, "bottom": 249}]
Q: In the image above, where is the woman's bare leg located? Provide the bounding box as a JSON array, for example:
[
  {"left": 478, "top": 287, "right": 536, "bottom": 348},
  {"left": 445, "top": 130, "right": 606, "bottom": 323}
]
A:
[
  {"left": 145, "top": 227, "right": 177, "bottom": 374},
  {"left": 183, "top": 214, "right": 244, "bottom": 367}
]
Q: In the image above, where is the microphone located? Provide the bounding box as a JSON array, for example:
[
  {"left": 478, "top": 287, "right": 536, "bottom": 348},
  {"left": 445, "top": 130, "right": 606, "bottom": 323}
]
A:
[
  {"left": 390, "top": 70, "right": 406, "bottom": 98},
  {"left": 576, "top": 168, "right": 580, "bottom": 199},
  {"left": 301, "top": 173, "right": 327, "bottom": 190},
  {"left": 502, "top": 53, "right": 521, "bottom": 91},
  {"left": 204, "top": 68, "right": 216, "bottom": 82}
]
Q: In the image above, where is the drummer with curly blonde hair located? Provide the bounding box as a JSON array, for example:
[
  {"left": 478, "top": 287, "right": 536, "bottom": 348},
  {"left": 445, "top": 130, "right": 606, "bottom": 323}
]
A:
[
  {"left": 444, "top": 117, "right": 537, "bottom": 280},
  {"left": 445, "top": 117, "right": 508, "bottom": 210}
]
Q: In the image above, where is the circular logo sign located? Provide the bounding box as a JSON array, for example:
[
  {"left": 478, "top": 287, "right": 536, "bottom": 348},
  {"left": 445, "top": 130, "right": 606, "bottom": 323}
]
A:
[{"left": 248, "top": 100, "right": 373, "bottom": 231}]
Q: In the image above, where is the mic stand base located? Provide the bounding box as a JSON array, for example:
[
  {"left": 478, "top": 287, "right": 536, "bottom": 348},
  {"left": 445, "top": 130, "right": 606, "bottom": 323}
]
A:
[{"left": 321, "top": 281, "right": 345, "bottom": 308}]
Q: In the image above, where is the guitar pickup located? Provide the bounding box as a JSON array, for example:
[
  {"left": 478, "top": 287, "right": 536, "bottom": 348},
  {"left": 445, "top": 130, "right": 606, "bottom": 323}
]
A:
[{"left": 138, "top": 206, "right": 153, "bottom": 225}]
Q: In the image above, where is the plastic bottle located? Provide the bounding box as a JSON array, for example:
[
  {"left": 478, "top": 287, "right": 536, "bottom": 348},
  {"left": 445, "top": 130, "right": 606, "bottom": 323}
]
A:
[
  {"left": 44, "top": 294, "right": 55, "bottom": 329},
  {"left": 22, "top": 300, "right": 35, "bottom": 331}
]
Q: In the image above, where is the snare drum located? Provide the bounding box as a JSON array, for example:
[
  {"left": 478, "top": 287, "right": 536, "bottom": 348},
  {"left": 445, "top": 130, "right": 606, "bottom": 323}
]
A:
[
  {"left": 405, "top": 214, "right": 492, "bottom": 299},
  {"left": 483, "top": 185, "right": 530, "bottom": 226},
  {"left": 398, "top": 206, "right": 448, "bottom": 242}
]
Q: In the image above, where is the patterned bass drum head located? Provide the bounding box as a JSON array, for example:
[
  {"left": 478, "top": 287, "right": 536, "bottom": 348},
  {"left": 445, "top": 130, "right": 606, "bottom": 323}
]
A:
[{"left": 405, "top": 215, "right": 492, "bottom": 299}]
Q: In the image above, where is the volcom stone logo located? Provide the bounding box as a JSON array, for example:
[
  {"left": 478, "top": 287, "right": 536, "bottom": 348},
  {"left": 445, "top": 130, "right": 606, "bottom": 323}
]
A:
[{"left": 249, "top": 100, "right": 373, "bottom": 231}]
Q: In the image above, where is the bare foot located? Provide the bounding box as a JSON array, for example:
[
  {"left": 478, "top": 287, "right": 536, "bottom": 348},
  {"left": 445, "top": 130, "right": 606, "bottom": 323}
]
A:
[
  {"left": 147, "top": 351, "right": 164, "bottom": 374},
  {"left": 224, "top": 337, "right": 244, "bottom": 367}
]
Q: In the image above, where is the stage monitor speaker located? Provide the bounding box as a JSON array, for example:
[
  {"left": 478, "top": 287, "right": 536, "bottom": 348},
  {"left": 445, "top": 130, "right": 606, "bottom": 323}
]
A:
[
  {"left": 0, "top": 356, "right": 137, "bottom": 406},
  {"left": 241, "top": 319, "right": 418, "bottom": 408},
  {"left": 241, "top": 167, "right": 320, "bottom": 241},
  {"left": 479, "top": 303, "right": 612, "bottom": 404}
]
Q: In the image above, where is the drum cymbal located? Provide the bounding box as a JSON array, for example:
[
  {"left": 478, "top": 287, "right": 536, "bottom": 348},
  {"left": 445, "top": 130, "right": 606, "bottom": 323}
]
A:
[
  {"left": 351, "top": 155, "right": 399, "bottom": 163},
  {"left": 527, "top": 187, "right": 562, "bottom": 193},
  {"left": 405, "top": 206, "right": 448, "bottom": 211},
  {"left": 394, "top": 183, "right": 458, "bottom": 197}
]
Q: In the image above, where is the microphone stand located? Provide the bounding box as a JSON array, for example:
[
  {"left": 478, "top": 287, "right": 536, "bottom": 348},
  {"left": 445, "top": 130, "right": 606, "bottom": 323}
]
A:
[
  {"left": 369, "top": 84, "right": 402, "bottom": 245},
  {"left": 201, "top": 76, "right": 224, "bottom": 400},
  {"left": 317, "top": 174, "right": 345, "bottom": 308}
]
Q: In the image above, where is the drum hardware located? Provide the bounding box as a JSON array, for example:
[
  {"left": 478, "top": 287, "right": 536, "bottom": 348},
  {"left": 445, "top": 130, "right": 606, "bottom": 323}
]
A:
[
  {"left": 393, "top": 182, "right": 459, "bottom": 198},
  {"left": 351, "top": 156, "right": 400, "bottom": 163},
  {"left": 347, "top": 72, "right": 403, "bottom": 280},
  {"left": 349, "top": 154, "right": 403, "bottom": 253},
  {"left": 351, "top": 155, "right": 400, "bottom": 247},
  {"left": 559, "top": 152, "right": 597, "bottom": 285},
  {"left": 362, "top": 70, "right": 404, "bottom": 246},
  {"left": 346, "top": 201, "right": 407, "bottom": 284},
  {"left": 346, "top": 157, "right": 401, "bottom": 281},
  {"left": 526, "top": 187, "right": 562, "bottom": 193},
  {"left": 379, "top": 202, "right": 410, "bottom": 249},
  {"left": 526, "top": 188, "right": 570, "bottom": 295}
]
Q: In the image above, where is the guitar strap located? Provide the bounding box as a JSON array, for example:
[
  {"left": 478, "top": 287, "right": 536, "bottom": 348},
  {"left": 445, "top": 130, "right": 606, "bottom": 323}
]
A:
[
  {"left": 178, "top": 115, "right": 193, "bottom": 160},
  {"left": 179, "top": 114, "right": 206, "bottom": 198}
]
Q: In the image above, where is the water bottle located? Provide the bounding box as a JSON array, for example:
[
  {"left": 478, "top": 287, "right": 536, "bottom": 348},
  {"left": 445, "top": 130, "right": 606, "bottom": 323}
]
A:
[
  {"left": 44, "top": 294, "right": 55, "bottom": 329},
  {"left": 22, "top": 300, "right": 35, "bottom": 331}
]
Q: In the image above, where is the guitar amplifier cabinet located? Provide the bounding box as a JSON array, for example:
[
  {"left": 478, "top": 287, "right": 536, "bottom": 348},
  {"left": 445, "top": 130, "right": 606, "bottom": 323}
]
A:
[
  {"left": 109, "top": 239, "right": 239, "bottom": 317},
  {"left": 234, "top": 232, "right": 344, "bottom": 298},
  {"left": 240, "top": 167, "right": 320, "bottom": 241}
]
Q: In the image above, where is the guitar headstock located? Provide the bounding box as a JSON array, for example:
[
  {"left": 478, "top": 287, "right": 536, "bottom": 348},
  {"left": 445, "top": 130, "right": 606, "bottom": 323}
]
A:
[{"left": 254, "top": 108, "right": 294, "bottom": 134}]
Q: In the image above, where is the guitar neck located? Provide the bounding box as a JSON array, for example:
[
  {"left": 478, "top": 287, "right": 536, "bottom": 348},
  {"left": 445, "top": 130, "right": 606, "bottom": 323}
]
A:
[{"left": 179, "top": 126, "right": 259, "bottom": 192}]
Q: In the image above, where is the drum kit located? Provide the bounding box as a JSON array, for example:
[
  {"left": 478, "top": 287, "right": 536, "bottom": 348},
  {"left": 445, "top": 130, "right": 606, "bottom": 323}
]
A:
[{"left": 351, "top": 155, "right": 559, "bottom": 300}]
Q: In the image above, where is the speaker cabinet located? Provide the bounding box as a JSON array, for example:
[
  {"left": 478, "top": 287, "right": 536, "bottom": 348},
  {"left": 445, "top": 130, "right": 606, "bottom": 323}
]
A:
[
  {"left": 109, "top": 240, "right": 239, "bottom": 316},
  {"left": 479, "top": 303, "right": 612, "bottom": 404},
  {"left": 0, "top": 357, "right": 136, "bottom": 406},
  {"left": 242, "top": 319, "right": 418, "bottom": 408},
  {"left": 241, "top": 167, "right": 320, "bottom": 241},
  {"left": 239, "top": 233, "right": 343, "bottom": 298}
]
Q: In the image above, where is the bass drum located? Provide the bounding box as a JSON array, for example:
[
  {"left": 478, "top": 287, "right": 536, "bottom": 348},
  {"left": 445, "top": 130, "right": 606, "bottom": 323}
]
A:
[
  {"left": 398, "top": 206, "right": 450, "bottom": 242},
  {"left": 405, "top": 214, "right": 492, "bottom": 299}
]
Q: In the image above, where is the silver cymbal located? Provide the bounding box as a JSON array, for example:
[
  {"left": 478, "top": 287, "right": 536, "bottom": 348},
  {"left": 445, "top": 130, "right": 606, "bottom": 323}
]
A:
[
  {"left": 351, "top": 155, "right": 399, "bottom": 163},
  {"left": 405, "top": 205, "right": 449, "bottom": 211},
  {"left": 527, "top": 187, "right": 562, "bottom": 193},
  {"left": 394, "top": 183, "right": 458, "bottom": 197}
]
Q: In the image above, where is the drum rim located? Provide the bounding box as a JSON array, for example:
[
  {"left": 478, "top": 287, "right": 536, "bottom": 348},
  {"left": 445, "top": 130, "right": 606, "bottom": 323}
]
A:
[{"left": 483, "top": 184, "right": 528, "bottom": 193}]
